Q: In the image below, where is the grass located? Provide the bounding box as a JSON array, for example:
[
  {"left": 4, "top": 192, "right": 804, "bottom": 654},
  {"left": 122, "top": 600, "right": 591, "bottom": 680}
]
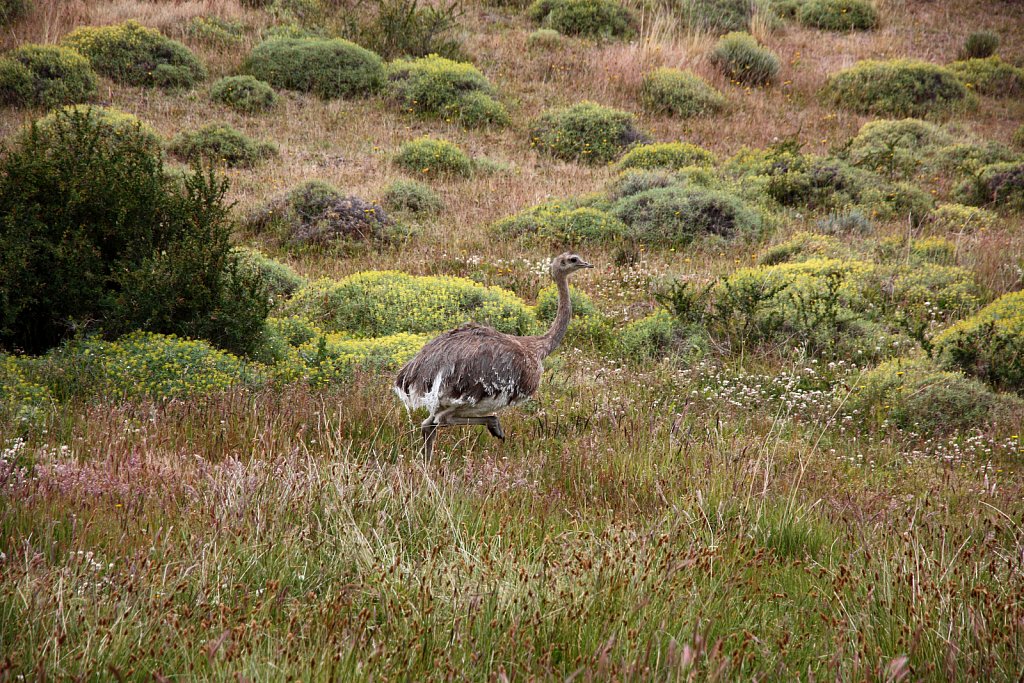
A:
[{"left": 2, "top": 0, "right": 1024, "bottom": 679}]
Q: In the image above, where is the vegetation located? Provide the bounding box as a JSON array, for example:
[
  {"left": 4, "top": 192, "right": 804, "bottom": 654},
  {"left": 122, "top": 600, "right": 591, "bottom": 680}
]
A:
[
  {"left": 797, "top": 0, "right": 879, "bottom": 31},
  {"left": 681, "top": 0, "right": 754, "bottom": 33},
  {"left": 640, "top": 67, "right": 726, "bottom": 117},
  {"left": 962, "top": 30, "right": 999, "bottom": 59},
  {"left": 393, "top": 136, "right": 474, "bottom": 177},
  {"left": 934, "top": 291, "right": 1024, "bottom": 393},
  {"left": 345, "top": 0, "right": 464, "bottom": 60},
  {"left": 0, "top": 44, "right": 96, "bottom": 107},
  {"left": 617, "top": 142, "right": 716, "bottom": 171},
  {"left": 845, "top": 118, "right": 954, "bottom": 179},
  {"left": 381, "top": 179, "right": 443, "bottom": 214},
  {"left": 385, "top": 54, "right": 508, "bottom": 127},
  {"left": 242, "top": 37, "right": 385, "bottom": 98},
  {"left": 247, "top": 180, "right": 395, "bottom": 245},
  {"left": 493, "top": 199, "right": 628, "bottom": 244},
  {"left": 232, "top": 247, "right": 306, "bottom": 297},
  {"left": 530, "top": 101, "right": 647, "bottom": 164},
  {"left": 169, "top": 123, "right": 278, "bottom": 168},
  {"left": 947, "top": 56, "right": 1024, "bottom": 96},
  {"left": 955, "top": 161, "right": 1024, "bottom": 210},
  {"left": 528, "top": 0, "right": 634, "bottom": 39},
  {"left": 209, "top": 75, "right": 280, "bottom": 113},
  {"left": 710, "top": 32, "right": 781, "bottom": 86},
  {"left": 63, "top": 21, "right": 207, "bottom": 89},
  {"left": 823, "top": 59, "right": 974, "bottom": 117}
]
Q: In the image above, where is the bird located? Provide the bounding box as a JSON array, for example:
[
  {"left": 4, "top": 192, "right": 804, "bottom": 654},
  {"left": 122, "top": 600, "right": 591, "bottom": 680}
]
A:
[{"left": 394, "top": 252, "right": 594, "bottom": 458}]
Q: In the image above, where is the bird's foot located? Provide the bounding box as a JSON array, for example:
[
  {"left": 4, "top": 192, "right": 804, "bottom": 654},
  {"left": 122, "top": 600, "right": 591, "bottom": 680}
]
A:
[{"left": 486, "top": 416, "right": 505, "bottom": 440}]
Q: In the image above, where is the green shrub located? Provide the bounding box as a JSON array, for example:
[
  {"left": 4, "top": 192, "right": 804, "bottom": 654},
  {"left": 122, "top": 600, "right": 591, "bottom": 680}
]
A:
[
  {"left": 611, "top": 185, "right": 764, "bottom": 245},
  {"left": 927, "top": 203, "right": 998, "bottom": 233},
  {"left": 493, "top": 200, "right": 628, "bottom": 245},
  {"left": 607, "top": 169, "right": 676, "bottom": 199},
  {"left": 640, "top": 67, "right": 726, "bottom": 117},
  {"left": 947, "top": 56, "right": 1024, "bottom": 97},
  {"left": 682, "top": 0, "right": 755, "bottom": 32},
  {"left": 962, "top": 31, "right": 999, "bottom": 59},
  {"left": 535, "top": 283, "right": 599, "bottom": 322},
  {"left": 186, "top": 16, "right": 246, "bottom": 47},
  {"left": 1, "top": 355, "right": 53, "bottom": 429},
  {"left": 797, "top": 0, "right": 878, "bottom": 31},
  {"left": 385, "top": 54, "right": 508, "bottom": 127},
  {"left": 242, "top": 37, "right": 384, "bottom": 98},
  {"left": 0, "top": 0, "right": 28, "bottom": 27},
  {"left": 282, "top": 272, "right": 536, "bottom": 337},
  {"left": 527, "top": 28, "right": 564, "bottom": 49},
  {"left": 381, "top": 179, "right": 443, "bottom": 214},
  {"left": 63, "top": 20, "right": 207, "bottom": 89},
  {"left": 1012, "top": 124, "right": 1024, "bottom": 150},
  {"left": 0, "top": 44, "right": 97, "bottom": 107},
  {"left": 0, "top": 107, "right": 270, "bottom": 356},
  {"left": 932, "top": 141, "right": 1016, "bottom": 178},
  {"left": 210, "top": 75, "right": 279, "bottom": 113},
  {"left": 530, "top": 101, "right": 647, "bottom": 165},
  {"left": 529, "top": 0, "right": 634, "bottom": 39},
  {"left": 846, "top": 118, "right": 953, "bottom": 179},
  {"left": 345, "top": 0, "right": 463, "bottom": 60},
  {"left": 815, "top": 209, "right": 873, "bottom": 236},
  {"left": 848, "top": 359, "right": 1003, "bottom": 434},
  {"left": 618, "top": 310, "right": 677, "bottom": 362},
  {"left": 617, "top": 142, "right": 716, "bottom": 171},
  {"left": 248, "top": 180, "right": 394, "bottom": 245},
  {"left": 934, "top": 291, "right": 1024, "bottom": 393},
  {"left": 710, "top": 32, "right": 781, "bottom": 86},
  {"left": 393, "top": 136, "right": 473, "bottom": 177},
  {"left": 955, "top": 161, "right": 1024, "bottom": 211},
  {"left": 34, "top": 104, "right": 162, "bottom": 150},
  {"left": 231, "top": 247, "right": 306, "bottom": 297},
  {"left": 759, "top": 231, "right": 850, "bottom": 265},
  {"left": 169, "top": 123, "right": 278, "bottom": 168},
  {"left": 822, "top": 59, "right": 974, "bottom": 117}
]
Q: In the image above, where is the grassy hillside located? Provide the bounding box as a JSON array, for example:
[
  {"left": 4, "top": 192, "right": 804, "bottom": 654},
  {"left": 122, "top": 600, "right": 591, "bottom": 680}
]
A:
[{"left": 1, "top": 0, "right": 1024, "bottom": 679}]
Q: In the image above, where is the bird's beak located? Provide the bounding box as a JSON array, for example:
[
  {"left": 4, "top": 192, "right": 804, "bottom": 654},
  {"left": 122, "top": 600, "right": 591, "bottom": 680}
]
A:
[{"left": 581, "top": 261, "right": 594, "bottom": 269}]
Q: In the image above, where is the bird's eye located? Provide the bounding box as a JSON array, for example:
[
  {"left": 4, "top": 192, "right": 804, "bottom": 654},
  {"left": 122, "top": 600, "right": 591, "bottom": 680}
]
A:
[{"left": 569, "top": 256, "right": 579, "bottom": 263}]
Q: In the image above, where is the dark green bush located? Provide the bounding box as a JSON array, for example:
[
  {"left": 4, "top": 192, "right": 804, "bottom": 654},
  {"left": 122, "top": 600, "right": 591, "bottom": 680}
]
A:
[
  {"left": 393, "top": 137, "right": 473, "bottom": 177},
  {"left": 611, "top": 185, "right": 763, "bottom": 245},
  {"left": 617, "top": 142, "right": 716, "bottom": 171},
  {"left": 382, "top": 179, "right": 443, "bottom": 214},
  {"left": 797, "top": 0, "right": 878, "bottom": 31},
  {"left": 962, "top": 31, "right": 999, "bottom": 60},
  {"left": 846, "top": 118, "right": 952, "bottom": 179},
  {"left": 347, "top": 0, "right": 463, "bottom": 60},
  {"left": 1013, "top": 124, "right": 1024, "bottom": 150},
  {"left": 242, "top": 37, "right": 385, "bottom": 98},
  {"left": 947, "top": 57, "right": 1024, "bottom": 97},
  {"left": 248, "top": 180, "right": 394, "bottom": 245},
  {"left": 640, "top": 67, "right": 726, "bottom": 117},
  {"left": 169, "top": 123, "right": 278, "bottom": 168},
  {"left": 682, "top": 0, "right": 754, "bottom": 33},
  {"left": 385, "top": 54, "right": 508, "bottom": 127},
  {"left": 528, "top": 0, "right": 634, "bottom": 39},
  {"left": 822, "top": 59, "right": 974, "bottom": 117},
  {"left": 0, "top": 44, "right": 97, "bottom": 107},
  {"left": 0, "top": 108, "right": 270, "bottom": 356},
  {"left": 933, "top": 291, "right": 1024, "bottom": 393},
  {"left": 607, "top": 169, "right": 676, "bottom": 199},
  {"left": 530, "top": 101, "right": 647, "bottom": 164},
  {"left": 0, "top": 0, "right": 29, "bottom": 27},
  {"left": 710, "top": 32, "right": 781, "bottom": 86},
  {"left": 954, "top": 161, "right": 1024, "bottom": 211},
  {"left": 932, "top": 141, "right": 1016, "bottom": 178},
  {"left": 63, "top": 20, "right": 207, "bottom": 89},
  {"left": 493, "top": 199, "right": 627, "bottom": 245},
  {"left": 210, "top": 75, "right": 279, "bottom": 113},
  {"left": 617, "top": 310, "right": 678, "bottom": 362}
]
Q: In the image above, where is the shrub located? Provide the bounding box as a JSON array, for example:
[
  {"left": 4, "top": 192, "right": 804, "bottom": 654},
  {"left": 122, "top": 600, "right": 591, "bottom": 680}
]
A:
[
  {"left": 34, "top": 104, "right": 162, "bottom": 150},
  {"left": 640, "top": 68, "right": 726, "bottom": 117},
  {"left": 0, "top": 44, "right": 97, "bottom": 107},
  {"left": 210, "top": 75, "right": 279, "bottom": 113},
  {"left": 63, "top": 20, "right": 207, "bottom": 89},
  {"left": 846, "top": 118, "right": 953, "bottom": 179},
  {"left": 617, "top": 142, "right": 716, "bottom": 171},
  {"left": 0, "top": 0, "right": 28, "bottom": 27},
  {"left": 385, "top": 54, "right": 508, "bottom": 127},
  {"left": 535, "top": 284, "right": 599, "bottom": 321},
  {"left": 0, "top": 355, "right": 53, "bottom": 429},
  {"left": 530, "top": 101, "right": 647, "bottom": 165},
  {"left": 681, "top": 0, "right": 754, "bottom": 33},
  {"left": 618, "top": 310, "right": 677, "bottom": 362},
  {"left": 710, "top": 32, "right": 781, "bottom": 86},
  {"left": 0, "top": 108, "right": 270, "bottom": 356},
  {"left": 242, "top": 37, "right": 384, "bottom": 98},
  {"left": 529, "top": 0, "right": 634, "bottom": 39},
  {"left": 393, "top": 137, "right": 473, "bottom": 177},
  {"left": 759, "top": 231, "right": 850, "bottom": 265},
  {"left": 934, "top": 291, "right": 1024, "bottom": 393},
  {"left": 815, "top": 210, "right": 873, "bottom": 236},
  {"left": 282, "top": 272, "right": 536, "bottom": 337},
  {"left": 493, "top": 200, "right": 628, "bottom": 245},
  {"left": 962, "top": 31, "right": 999, "bottom": 60},
  {"left": 955, "top": 161, "right": 1024, "bottom": 211},
  {"left": 248, "top": 180, "right": 393, "bottom": 245},
  {"left": 187, "top": 16, "right": 246, "bottom": 48},
  {"left": 275, "top": 330, "right": 432, "bottom": 386},
  {"left": 345, "top": 0, "right": 463, "bottom": 60},
  {"left": 822, "top": 59, "right": 974, "bottom": 117},
  {"left": 231, "top": 247, "right": 306, "bottom": 297},
  {"left": 947, "top": 57, "right": 1024, "bottom": 97},
  {"left": 928, "top": 203, "right": 998, "bottom": 233},
  {"left": 848, "top": 359, "right": 1003, "bottom": 434},
  {"left": 797, "top": 0, "right": 878, "bottom": 31},
  {"left": 527, "top": 28, "right": 564, "bottom": 50},
  {"left": 932, "top": 141, "right": 1016, "bottom": 178},
  {"left": 381, "top": 179, "right": 443, "bottom": 214},
  {"left": 611, "top": 185, "right": 763, "bottom": 245},
  {"left": 169, "top": 123, "right": 278, "bottom": 168},
  {"left": 607, "top": 169, "right": 676, "bottom": 199}
]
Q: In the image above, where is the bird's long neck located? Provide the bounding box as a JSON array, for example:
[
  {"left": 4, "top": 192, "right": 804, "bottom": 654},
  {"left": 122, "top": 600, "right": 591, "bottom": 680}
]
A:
[{"left": 538, "top": 272, "right": 571, "bottom": 359}]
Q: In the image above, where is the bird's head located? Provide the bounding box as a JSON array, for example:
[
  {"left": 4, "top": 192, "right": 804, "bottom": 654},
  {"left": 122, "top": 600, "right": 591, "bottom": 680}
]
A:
[{"left": 550, "top": 252, "right": 594, "bottom": 278}]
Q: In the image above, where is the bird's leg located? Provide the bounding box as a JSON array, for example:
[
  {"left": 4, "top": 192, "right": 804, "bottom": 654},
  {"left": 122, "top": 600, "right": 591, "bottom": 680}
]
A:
[
  {"left": 436, "top": 415, "right": 505, "bottom": 440},
  {"left": 486, "top": 416, "right": 505, "bottom": 440},
  {"left": 421, "top": 415, "right": 438, "bottom": 458}
]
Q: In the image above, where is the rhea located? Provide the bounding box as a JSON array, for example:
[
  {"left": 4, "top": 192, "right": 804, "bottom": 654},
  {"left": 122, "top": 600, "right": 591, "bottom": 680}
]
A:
[{"left": 394, "top": 252, "right": 593, "bottom": 457}]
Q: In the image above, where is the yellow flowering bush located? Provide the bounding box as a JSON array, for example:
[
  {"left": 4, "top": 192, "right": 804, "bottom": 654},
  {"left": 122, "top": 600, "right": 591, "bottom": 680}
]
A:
[
  {"left": 280, "top": 332, "right": 431, "bottom": 387},
  {"left": 759, "top": 231, "right": 851, "bottom": 265},
  {"left": 385, "top": 55, "right": 508, "bottom": 127},
  {"left": 947, "top": 57, "right": 1024, "bottom": 97},
  {"left": 822, "top": 59, "right": 974, "bottom": 117},
  {"left": 933, "top": 291, "right": 1024, "bottom": 393},
  {"left": 0, "top": 355, "right": 54, "bottom": 428},
  {"left": 493, "top": 199, "right": 628, "bottom": 245},
  {"left": 33, "top": 105, "right": 162, "bottom": 152},
  {"left": 617, "top": 142, "right": 716, "bottom": 171},
  {"left": 393, "top": 137, "right": 474, "bottom": 177},
  {"left": 0, "top": 44, "right": 97, "bottom": 107},
  {"left": 927, "top": 203, "right": 998, "bottom": 233}
]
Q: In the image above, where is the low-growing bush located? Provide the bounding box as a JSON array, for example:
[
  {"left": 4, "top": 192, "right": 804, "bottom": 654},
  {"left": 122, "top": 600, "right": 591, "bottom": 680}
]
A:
[
  {"left": 274, "top": 330, "right": 431, "bottom": 386},
  {"left": 0, "top": 0, "right": 28, "bottom": 27},
  {"left": 822, "top": 59, "right": 974, "bottom": 117},
  {"left": 493, "top": 200, "right": 628, "bottom": 245},
  {"left": 947, "top": 56, "right": 1024, "bottom": 97},
  {"left": 0, "top": 44, "right": 97, "bottom": 107},
  {"left": 607, "top": 169, "right": 676, "bottom": 200},
  {"left": 797, "top": 0, "right": 878, "bottom": 31},
  {"left": 186, "top": 16, "right": 246, "bottom": 47},
  {"left": 611, "top": 185, "right": 763, "bottom": 245},
  {"left": 530, "top": 101, "right": 647, "bottom": 164},
  {"left": 63, "top": 20, "right": 207, "bottom": 89},
  {"left": 169, "top": 123, "right": 278, "bottom": 168},
  {"left": 759, "top": 231, "right": 850, "bottom": 265},
  {"left": 529, "top": 0, "right": 634, "bottom": 39},
  {"left": 710, "top": 32, "right": 780, "bottom": 86},
  {"left": 681, "top": 0, "right": 754, "bottom": 33},
  {"left": 231, "top": 247, "right": 306, "bottom": 297},
  {"left": 527, "top": 28, "right": 564, "bottom": 49},
  {"left": 210, "top": 75, "right": 279, "bottom": 113},
  {"left": 33, "top": 105, "right": 162, "bottom": 150},
  {"left": 535, "top": 284, "right": 599, "bottom": 322},
  {"left": 617, "top": 142, "right": 716, "bottom": 171},
  {"left": 0, "top": 355, "right": 53, "bottom": 429},
  {"left": 815, "top": 210, "right": 873, "bottom": 236},
  {"left": 928, "top": 202, "right": 997, "bottom": 233},
  {"left": 955, "top": 161, "right": 1024, "bottom": 211},
  {"left": 242, "top": 37, "right": 384, "bottom": 98},
  {"left": 381, "top": 179, "right": 443, "bottom": 214},
  {"left": 617, "top": 310, "right": 677, "bottom": 362},
  {"left": 282, "top": 272, "right": 536, "bottom": 337},
  {"left": 385, "top": 54, "right": 507, "bottom": 127},
  {"left": 248, "top": 180, "right": 394, "bottom": 245},
  {"left": 962, "top": 31, "right": 999, "bottom": 59},
  {"left": 345, "top": 0, "right": 463, "bottom": 60},
  {"left": 640, "top": 67, "right": 726, "bottom": 117},
  {"left": 934, "top": 291, "right": 1024, "bottom": 393},
  {"left": 845, "top": 118, "right": 953, "bottom": 179},
  {"left": 932, "top": 141, "right": 1016, "bottom": 178},
  {"left": 393, "top": 136, "right": 473, "bottom": 177},
  {"left": 1012, "top": 124, "right": 1024, "bottom": 150}
]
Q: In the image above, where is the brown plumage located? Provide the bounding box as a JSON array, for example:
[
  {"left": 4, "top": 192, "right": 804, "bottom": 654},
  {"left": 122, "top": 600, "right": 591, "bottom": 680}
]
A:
[{"left": 394, "top": 252, "right": 593, "bottom": 457}]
